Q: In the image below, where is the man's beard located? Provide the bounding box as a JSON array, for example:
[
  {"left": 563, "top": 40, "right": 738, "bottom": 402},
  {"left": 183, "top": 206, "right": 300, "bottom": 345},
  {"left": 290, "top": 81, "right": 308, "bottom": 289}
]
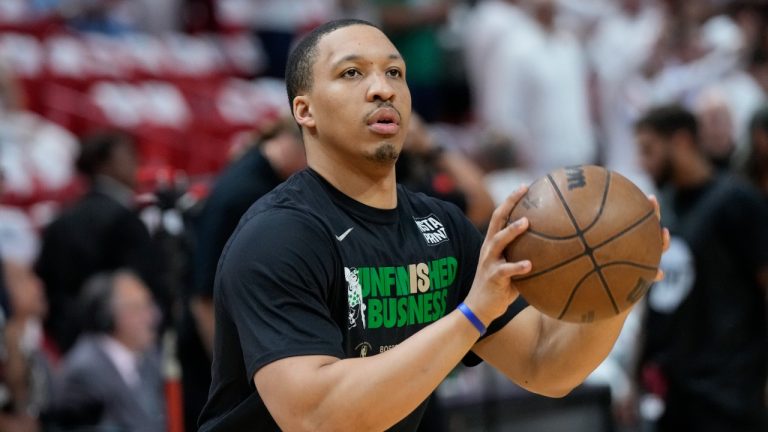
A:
[
  {"left": 653, "top": 156, "right": 675, "bottom": 189},
  {"left": 367, "top": 143, "right": 400, "bottom": 164}
]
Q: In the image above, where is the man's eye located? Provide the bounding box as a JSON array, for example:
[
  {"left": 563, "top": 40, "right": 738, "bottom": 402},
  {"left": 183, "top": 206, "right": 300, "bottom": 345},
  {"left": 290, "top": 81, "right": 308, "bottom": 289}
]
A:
[
  {"left": 386, "top": 69, "right": 402, "bottom": 78},
  {"left": 343, "top": 69, "right": 361, "bottom": 78}
]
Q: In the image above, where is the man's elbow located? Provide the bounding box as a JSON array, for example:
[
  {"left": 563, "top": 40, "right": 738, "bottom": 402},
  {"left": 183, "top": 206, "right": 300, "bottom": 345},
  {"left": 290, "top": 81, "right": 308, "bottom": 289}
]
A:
[{"left": 518, "top": 378, "right": 577, "bottom": 399}]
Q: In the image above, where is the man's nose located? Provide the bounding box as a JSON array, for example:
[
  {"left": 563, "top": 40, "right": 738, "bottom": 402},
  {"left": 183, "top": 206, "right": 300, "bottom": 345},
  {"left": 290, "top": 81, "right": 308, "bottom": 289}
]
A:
[{"left": 366, "top": 71, "right": 395, "bottom": 102}]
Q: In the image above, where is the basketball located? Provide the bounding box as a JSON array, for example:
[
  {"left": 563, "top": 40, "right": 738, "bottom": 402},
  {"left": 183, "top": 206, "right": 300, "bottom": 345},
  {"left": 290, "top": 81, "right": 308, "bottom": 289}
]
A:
[{"left": 505, "top": 165, "right": 663, "bottom": 323}]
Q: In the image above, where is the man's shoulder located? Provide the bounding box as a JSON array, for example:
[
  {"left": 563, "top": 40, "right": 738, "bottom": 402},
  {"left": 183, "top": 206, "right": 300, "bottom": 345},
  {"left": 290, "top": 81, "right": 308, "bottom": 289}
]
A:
[
  {"left": 701, "top": 175, "right": 766, "bottom": 212},
  {"left": 239, "top": 174, "right": 329, "bottom": 231},
  {"left": 222, "top": 186, "right": 336, "bottom": 269},
  {"left": 60, "top": 336, "right": 109, "bottom": 375}
]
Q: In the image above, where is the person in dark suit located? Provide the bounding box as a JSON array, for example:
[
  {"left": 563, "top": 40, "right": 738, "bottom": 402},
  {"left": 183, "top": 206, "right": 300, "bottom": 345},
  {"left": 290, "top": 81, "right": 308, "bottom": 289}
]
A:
[
  {"left": 50, "top": 270, "right": 165, "bottom": 432},
  {"left": 35, "top": 131, "right": 166, "bottom": 354}
]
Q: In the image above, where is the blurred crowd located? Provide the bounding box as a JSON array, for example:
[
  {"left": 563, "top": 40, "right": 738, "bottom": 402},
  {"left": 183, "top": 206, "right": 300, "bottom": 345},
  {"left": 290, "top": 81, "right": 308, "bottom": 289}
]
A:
[{"left": 0, "top": 0, "right": 766, "bottom": 431}]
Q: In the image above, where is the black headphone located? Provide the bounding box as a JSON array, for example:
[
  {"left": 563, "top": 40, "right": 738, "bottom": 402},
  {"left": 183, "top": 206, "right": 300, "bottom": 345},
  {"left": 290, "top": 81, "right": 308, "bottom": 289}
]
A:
[{"left": 79, "top": 272, "right": 118, "bottom": 334}]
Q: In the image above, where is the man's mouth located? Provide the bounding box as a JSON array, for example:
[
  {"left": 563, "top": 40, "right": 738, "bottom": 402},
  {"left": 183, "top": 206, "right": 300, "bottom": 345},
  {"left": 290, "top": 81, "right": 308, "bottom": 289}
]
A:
[{"left": 367, "top": 108, "right": 400, "bottom": 136}]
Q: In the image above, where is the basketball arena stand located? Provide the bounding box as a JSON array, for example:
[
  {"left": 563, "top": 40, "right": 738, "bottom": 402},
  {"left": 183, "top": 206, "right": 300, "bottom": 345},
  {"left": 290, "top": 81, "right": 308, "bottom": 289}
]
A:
[
  {"left": 0, "top": 10, "right": 285, "bottom": 205},
  {"left": 0, "top": 11, "right": 285, "bottom": 431}
]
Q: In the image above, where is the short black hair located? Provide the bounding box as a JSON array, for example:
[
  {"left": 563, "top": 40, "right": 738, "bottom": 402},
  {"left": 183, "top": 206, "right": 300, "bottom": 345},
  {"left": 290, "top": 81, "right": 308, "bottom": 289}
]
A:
[
  {"left": 79, "top": 269, "right": 143, "bottom": 334},
  {"left": 76, "top": 130, "right": 135, "bottom": 178},
  {"left": 285, "top": 19, "right": 379, "bottom": 112},
  {"left": 635, "top": 104, "right": 699, "bottom": 140}
]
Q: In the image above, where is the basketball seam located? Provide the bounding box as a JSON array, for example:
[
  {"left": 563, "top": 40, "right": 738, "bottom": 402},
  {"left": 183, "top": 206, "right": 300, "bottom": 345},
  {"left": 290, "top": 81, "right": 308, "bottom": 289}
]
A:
[
  {"left": 582, "top": 170, "right": 612, "bottom": 233},
  {"left": 546, "top": 173, "right": 620, "bottom": 316},
  {"left": 513, "top": 252, "right": 585, "bottom": 281},
  {"left": 556, "top": 261, "right": 657, "bottom": 320},
  {"left": 598, "top": 261, "right": 658, "bottom": 271},
  {"left": 525, "top": 229, "right": 581, "bottom": 241},
  {"left": 557, "top": 269, "right": 596, "bottom": 320},
  {"left": 591, "top": 209, "right": 656, "bottom": 251}
]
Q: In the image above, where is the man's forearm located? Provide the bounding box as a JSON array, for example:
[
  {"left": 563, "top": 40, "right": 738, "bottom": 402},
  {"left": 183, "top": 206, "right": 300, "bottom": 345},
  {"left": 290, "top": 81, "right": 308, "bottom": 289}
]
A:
[
  {"left": 475, "top": 306, "right": 630, "bottom": 397},
  {"left": 532, "top": 311, "right": 629, "bottom": 391},
  {"left": 255, "top": 309, "right": 483, "bottom": 432}
]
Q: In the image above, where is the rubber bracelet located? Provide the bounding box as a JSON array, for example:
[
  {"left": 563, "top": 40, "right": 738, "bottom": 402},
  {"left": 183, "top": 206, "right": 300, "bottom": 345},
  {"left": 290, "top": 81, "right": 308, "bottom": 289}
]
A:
[{"left": 458, "top": 302, "right": 486, "bottom": 335}]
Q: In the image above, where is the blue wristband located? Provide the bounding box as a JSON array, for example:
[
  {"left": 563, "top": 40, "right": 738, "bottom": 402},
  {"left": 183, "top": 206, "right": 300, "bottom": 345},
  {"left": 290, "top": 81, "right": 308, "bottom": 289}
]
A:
[{"left": 458, "top": 302, "right": 486, "bottom": 335}]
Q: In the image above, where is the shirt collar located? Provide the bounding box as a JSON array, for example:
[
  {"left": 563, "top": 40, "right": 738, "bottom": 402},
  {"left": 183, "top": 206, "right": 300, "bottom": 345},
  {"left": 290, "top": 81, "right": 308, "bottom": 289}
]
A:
[{"left": 99, "top": 335, "right": 140, "bottom": 387}]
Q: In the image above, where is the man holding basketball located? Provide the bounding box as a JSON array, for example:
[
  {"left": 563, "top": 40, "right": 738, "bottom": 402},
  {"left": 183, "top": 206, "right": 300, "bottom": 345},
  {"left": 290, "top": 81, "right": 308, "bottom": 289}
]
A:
[{"left": 198, "top": 19, "right": 668, "bottom": 431}]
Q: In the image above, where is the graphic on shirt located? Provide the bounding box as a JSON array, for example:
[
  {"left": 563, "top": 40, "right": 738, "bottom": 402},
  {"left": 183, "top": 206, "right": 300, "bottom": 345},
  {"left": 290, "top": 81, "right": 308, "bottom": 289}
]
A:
[
  {"left": 354, "top": 342, "right": 372, "bottom": 358},
  {"left": 345, "top": 267, "right": 367, "bottom": 329},
  {"left": 648, "top": 236, "right": 695, "bottom": 313},
  {"left": 414, "top": 214, "right": 449, "bottom": 245},
  {"left": 345, "top": 256, "right": 457, "bottom": 330},
  {"left": 335, "top": 227, "right": 354, "bottom": 241}
]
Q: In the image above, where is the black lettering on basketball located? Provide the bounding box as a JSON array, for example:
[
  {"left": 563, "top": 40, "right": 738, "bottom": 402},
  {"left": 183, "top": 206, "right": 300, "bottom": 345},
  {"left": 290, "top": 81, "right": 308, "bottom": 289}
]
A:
[
  {"left": 522, "top": 195, "right": 541, "bottom": 210},
  {"left": 581, "top": 310, "right": 595, "bottom": 323},
  {"left": 566, "top": 166, "right": 586, "bottom": 190},
  {"left": 626, "top": 278, "right": 652, "bottom": 303}
]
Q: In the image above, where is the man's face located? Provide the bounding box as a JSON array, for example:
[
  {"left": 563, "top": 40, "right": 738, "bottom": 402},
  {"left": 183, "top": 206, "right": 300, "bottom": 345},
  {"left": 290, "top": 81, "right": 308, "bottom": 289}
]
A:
[
  {"left": 636, "top": 127, "right": 674, "bottom": 187},
  {"left": 697, "top": 99, "right": 734, "bottom": 166},
  {"left": 112, "top": 274, "right": 158, "bottom": 353},
  {"left": 105, "top": 140, "right": 139, "bottom": 189},
  {"left": 296, "top": 25, "right": 411, "bottom": 167}
]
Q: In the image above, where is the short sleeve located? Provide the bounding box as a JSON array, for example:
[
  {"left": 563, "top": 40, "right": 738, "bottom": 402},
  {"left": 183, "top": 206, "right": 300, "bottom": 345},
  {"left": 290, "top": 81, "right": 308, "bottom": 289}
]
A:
[{"left": 217, "top": 209, "right": 345, "bottom": 379}]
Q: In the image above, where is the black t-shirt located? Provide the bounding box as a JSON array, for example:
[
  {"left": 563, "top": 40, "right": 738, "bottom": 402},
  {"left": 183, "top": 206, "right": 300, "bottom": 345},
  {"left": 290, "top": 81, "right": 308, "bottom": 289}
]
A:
[
  {"left": 199, "top": 168, "right": 526, "bottom": 431},
  {"left": 643, "top": 175, "right": 768, "bottom": 428}
]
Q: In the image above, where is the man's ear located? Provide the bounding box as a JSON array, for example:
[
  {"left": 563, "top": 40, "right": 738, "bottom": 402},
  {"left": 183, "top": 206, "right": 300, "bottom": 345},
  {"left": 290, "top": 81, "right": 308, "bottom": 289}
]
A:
[{"left": 293, "top": 95, "right": 315, "bottom": 129}]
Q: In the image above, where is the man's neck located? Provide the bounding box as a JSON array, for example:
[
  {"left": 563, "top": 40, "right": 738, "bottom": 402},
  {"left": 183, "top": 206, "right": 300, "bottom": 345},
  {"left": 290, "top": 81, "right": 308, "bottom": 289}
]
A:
[
  {"left": 94, "top": 175, "right": 134, "bottom": 208},
  {"left": 309, "top": 158, "right": 398, "bottom": 209}
]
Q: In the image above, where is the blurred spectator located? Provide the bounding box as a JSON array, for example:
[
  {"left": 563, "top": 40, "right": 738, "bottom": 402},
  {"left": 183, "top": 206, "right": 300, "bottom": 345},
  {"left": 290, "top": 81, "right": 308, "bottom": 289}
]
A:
[
  {"left": 49, "top": 270, "right": 165, "bottom": 432},
  {"left": 246, "top": 0, "right": 335, "bottom": 78},
  {"left": 480, "top": 0, "right": 597, "bottom": 176},
  {"left": 0, "top": 167, "right": 39, "bottom": 268},
  {"left": 587, "top": 0, "right": 663, "bottom": 180},
  {"left": 35, "top": 131, "right": 167, "bottom": 355},
  {"left": 60, "top": 0, "right": 142, "bottom": 35},
  {"left": 183, "top": 0, "right": 218, "bottom": 33},
  {"left": 464, "top": 0, "right": 532, "bottom": 131},
  {"left": 693, "top": 87, "right": 737, "bottom": 170},
  {"left": 375, "top": 0, "right": 453, "bottom": 122},
  {"left": 0, "top": 62, "right": 78, "bottom": 201},
  {"left": 396, "top": 112, "right": 495, "bottom": 229},
  {"left": 635, "top": 105, "right": 768, "bottom": 432},
  {"left": 0, "top": 156, "right": 49, "bottom": 432},
  {"left": 744, "top": 103, "right": 768, "bottom": 198},
  {"left": 181, "top": 117, "right": 305, "bottom": 432},
  {"left": 0, "top": 261, "right": 49, "bottom": 432}
]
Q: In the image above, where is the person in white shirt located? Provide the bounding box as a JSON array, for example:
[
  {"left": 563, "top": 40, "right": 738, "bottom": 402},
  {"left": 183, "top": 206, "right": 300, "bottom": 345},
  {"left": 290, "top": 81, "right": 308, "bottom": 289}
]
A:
[
  {"left": 587, "top": 0, "right": 663, "bottom": 180},
  {"left": 486, "top": 0, "right": 597, "bottom": 177},
  {"left": 463, "top": 0, "right": 533, "bottom": 128}
]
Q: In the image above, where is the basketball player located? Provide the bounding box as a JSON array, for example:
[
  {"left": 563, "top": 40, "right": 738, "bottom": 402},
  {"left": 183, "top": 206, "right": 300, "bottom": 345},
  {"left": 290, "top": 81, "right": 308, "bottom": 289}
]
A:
[
  {"left": 198, "top": 19, "right": 668, "bottom": 431},
  {"left": 635, "top": 105, "right": 768, "bottom": 432}
]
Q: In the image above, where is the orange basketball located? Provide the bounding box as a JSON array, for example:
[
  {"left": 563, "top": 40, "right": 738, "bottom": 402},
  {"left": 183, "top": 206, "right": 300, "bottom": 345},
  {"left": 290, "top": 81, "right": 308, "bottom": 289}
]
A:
[{"left": 505, "top": 165, "right": 663, "bottom": 323}]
